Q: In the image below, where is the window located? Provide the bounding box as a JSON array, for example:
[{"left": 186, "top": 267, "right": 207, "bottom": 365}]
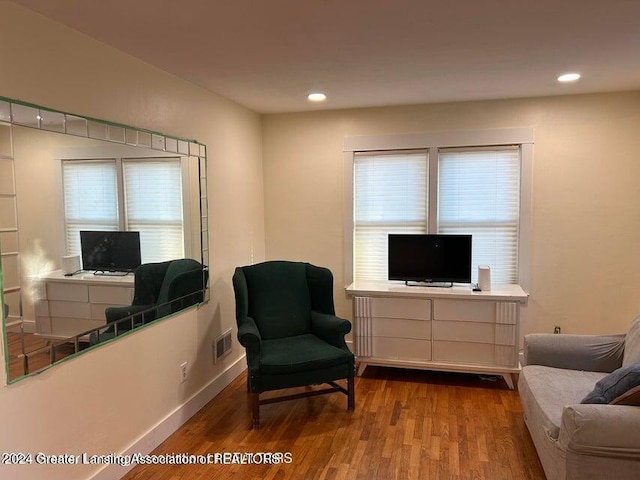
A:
[
  {"left": 123, "top": 160, "right": 184, "bottom": 263},
  {"left": 438, "top": 147, "right": 520, "bottom": 284},
  {"left": 346, "top": 128, "right": 533, "bottom": 287},
  {"left": 353, "top": 151, "right": 428, "bottom": 281},
  {"left": 62, "top": 160, "right": 118, "bottom": 255},
  {"left": 62, "top": 158, "right": 185, "bottom": 263}
]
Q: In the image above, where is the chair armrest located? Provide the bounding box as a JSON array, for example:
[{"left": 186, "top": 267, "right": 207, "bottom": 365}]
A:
[
  {"left": 237, "top": 316, "right": 261, "bottom": 352},
  {"left": 559, "top": 404, "right": 640, "bottom": 458},
  {"left": 524, "top": 333, "right": 625, "bottom": 372},
  {"left": 310, "top": 311, "right": 351, "bottom": 349}
]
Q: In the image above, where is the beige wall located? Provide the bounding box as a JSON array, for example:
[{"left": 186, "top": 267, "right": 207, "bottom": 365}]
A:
[
  {"left": 262, "top": 92, "right": 640, "bottom": 336},
  {"left": 0, "top": 3, "right": 264, "bottom": 480}
]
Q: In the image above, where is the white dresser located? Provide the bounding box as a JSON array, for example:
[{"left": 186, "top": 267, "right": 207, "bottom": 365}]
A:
[
  {"left": 34, "top": 270, "right": 135, "bottom": 340},
  {"left": 346, "top": 282, "right": 529, "bottom": 388}
]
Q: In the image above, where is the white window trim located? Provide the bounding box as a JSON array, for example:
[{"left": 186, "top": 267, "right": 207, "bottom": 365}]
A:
[{"left": 343, "top": 127, "right": 534, "bottom": 289}]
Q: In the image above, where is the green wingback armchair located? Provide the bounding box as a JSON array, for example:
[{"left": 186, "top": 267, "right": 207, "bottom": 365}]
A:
[
  {"left": 233, "top": 260, "right": 355, "bottom": 429},
  {"left": 92, "top": 258, "right": 207, "bottom": 343}
]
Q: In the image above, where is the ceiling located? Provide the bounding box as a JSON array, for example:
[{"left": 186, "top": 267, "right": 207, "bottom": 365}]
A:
[{"left": 11, "top": 0, "right": 640, "bottom": 113}]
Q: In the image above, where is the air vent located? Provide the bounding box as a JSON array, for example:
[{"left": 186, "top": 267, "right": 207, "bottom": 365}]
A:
[{"left": 213, "top": 329, "right": 232, "bottom": 363}]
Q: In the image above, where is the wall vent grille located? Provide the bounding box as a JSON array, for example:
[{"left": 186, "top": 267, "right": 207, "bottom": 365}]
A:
[{"left": 213, "top": 329, "right": 232, "bottom": 363}]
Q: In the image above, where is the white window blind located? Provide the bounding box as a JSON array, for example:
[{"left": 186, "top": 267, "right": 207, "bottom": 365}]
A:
[
  {"left": 123, "top": 159, "right": 184, "bottom": 263},
  {"left": 438, "top": 147, "right": 520, "bottom": 284},
  {"left": 62, "top": 160, "right": 118, "bottom": 256},
  {"left": 354, "top": 151, "right": 428, "bottom": 282}
]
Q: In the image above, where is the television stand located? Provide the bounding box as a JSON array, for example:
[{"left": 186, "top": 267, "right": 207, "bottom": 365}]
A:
[
  {"left": 346, "top": 281, "right": 529, "bottom": 389},
  {"left": 405, "top": 280, "right": 453, "bottom": 288},
  {"left": 34, "top": 270, "right": 134, "bottom": 339}
]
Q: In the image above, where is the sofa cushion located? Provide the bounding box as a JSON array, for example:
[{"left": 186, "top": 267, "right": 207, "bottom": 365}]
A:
[
  {"left": 623, "top": 315, "right": 640, "bottom": 366},
  {"left": 582, "top": 361, "right": 640, "bottom": 404},
  {"left": 520, "top": 365, "right": 607, "bottom": 440}
]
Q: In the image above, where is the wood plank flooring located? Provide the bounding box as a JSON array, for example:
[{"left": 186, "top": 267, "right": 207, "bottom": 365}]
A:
[
  {"left": 121, "top": 367, "right": 544, "bottom": 480},
  {"left": 6, "top": 332, "right": 78, "bottom": 380}
]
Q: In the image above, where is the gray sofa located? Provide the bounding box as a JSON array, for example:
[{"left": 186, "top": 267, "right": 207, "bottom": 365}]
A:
[{"left": 519, "top": 316, "right": 640, "bottom": 480}]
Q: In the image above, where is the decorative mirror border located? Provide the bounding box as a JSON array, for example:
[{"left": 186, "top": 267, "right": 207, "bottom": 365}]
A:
[{"left": 0, "top": 96, "right": 207, "bottom": 158}]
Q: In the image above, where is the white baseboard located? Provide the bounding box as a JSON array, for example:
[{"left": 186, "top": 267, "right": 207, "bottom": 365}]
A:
[
  {"left": 5, "top": 319, "right": 36, "bottom": 334},
  {"left": 90, "top": 354, "right": 247, "bottom": 480}
]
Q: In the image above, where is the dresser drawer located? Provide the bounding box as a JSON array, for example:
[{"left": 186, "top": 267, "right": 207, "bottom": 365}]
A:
[
  {"left": 370, "top": 297, "right": 431, "bottom": 320},
  {"left": 432, "top": 340, "right": 495, "bottom": 365},
  {"left": 47, "top": 282, "right": 88, "bottom": 302},
  {"left": 433, "top": 320, "right": 495, "bottom": 343},
  {"left": 89, "top": 285, "right": 133, "bottom": 304},
  {"left": 433, "top": 299, "right": 495, "bottom": 323},
  {"left": 371, "top": 337, "right": 431, "bottom": 361},
  {"left": 433, "top": 320, "right": 516, "bottom": 345},
  {"left": 49, "top": 300, "right": 91, "bottom": 319},
  {"left": 51, "top": 317, "right": 104, "bottom": 337},
  {"left": 371, "top": 317, "right": 431, "bottom": 340}
]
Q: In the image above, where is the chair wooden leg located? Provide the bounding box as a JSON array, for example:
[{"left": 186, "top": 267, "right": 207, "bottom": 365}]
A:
[
  {"left": 347, "top": 376, "right": 355, "bottom": 411},
  {"left": 251, "top": 392, "right": 261, "bottom": 429},
  {"left": 246, "top": 371, "right": 251, "bottom": 392}
]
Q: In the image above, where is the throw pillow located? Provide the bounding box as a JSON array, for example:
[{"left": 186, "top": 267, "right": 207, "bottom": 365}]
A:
[
  {"left": 611, "top": 385, "right": 640, "bottom": 406},
  {"left": 581, "top": 361, "right": 640, "bottom": 404},
  {"left": 623, "top": 315, "right": 640, "bottom": 366}
]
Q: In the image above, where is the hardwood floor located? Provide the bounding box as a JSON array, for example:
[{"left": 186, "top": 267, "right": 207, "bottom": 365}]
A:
[
  {"left": 121, "top": 366, "right": 544, "bottom": 480},
  {"left": 5, "top": 332, "right": 78, "bottom": 380}
]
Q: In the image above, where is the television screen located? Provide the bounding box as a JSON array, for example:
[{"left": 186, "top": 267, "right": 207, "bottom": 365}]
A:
[
  {"left": 388, "top": 234, "right": 472, "bottom": 284},
  {"left": 80, "top": 231, "right": 142, "bottom": 273}
]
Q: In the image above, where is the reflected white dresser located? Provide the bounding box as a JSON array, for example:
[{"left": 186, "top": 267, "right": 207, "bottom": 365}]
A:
[
  {"left": 345, "top": 282, "right": 529, "bottom": 388},
  {"left": 34, "top": 270, "right": 134, "bottom": 339}
]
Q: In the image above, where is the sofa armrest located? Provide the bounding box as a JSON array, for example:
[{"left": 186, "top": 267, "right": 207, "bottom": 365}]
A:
[
  {"left": 524, "top": 333, "right": 625, "bottom": 372},
  {"left": 310, "top": 311, "right": 351, "bottom": 349},
  {"left": 559, "top": 404, "right": 640, "bottom": 459}
]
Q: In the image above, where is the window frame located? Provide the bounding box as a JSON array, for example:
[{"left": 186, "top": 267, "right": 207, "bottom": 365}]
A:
[{"left": 343, "top": 127, "right": 534, "bottom": 288}]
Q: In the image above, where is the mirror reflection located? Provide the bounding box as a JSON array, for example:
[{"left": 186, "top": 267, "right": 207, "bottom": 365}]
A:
[{"left": 0, "top": 101, "right": 208, "bottom": 382}]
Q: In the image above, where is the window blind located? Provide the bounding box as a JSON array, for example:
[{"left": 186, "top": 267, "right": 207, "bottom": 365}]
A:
[
  {"left": 62, "top": 160, "right": 118, "bottom": 256},
  {"left": 438, "top": 147, "right": 520, "bottom": 284},
  {"left": 123, "top": 159, "right": 184, "bottom": 263},
  {"left": 354, "top": 151, "right": 428, "bottom": 282}
]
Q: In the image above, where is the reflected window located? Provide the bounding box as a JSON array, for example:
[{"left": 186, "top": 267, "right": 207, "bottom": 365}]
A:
[
  {"left": 62, "top": 160, "right": 119, "bottom": 253},
  {"left": 62, "top": 157, "right": 185, "bottom": 263}
]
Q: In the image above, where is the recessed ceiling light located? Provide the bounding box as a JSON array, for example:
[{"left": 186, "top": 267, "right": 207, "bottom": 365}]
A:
[
  {"left": 557, "top": 73, "right": 581, "bottom": 82},
  {"left": 307, "top": 92, "right": 327, "bottom": 102}
]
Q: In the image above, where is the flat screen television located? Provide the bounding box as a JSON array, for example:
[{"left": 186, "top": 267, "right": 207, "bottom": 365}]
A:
[
  {"left": 388, "top": 234, "right": 472, "bottom": 284},
  {"left": 80, "top": 230, "right": 142, "bottom": 274}
]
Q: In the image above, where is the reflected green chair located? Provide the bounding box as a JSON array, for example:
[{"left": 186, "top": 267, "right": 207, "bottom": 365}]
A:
[
  {"left": 233, "top": 260, "right": 355, "bottom": 429},
  {"left": 92, "top": 258, "right": 207, "bottom": 343}
]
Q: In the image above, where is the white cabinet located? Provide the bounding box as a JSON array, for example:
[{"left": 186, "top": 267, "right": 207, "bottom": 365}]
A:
[
  {"left": 346, "top": 282, "right": 528, "bottom": 388},
  {"left": 34, "top": 270, "right": 134, "bottom": 340}
]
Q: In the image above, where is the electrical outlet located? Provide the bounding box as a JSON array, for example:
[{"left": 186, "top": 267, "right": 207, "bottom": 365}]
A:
[
  {"left": 554, "top": 326, "right": 561, "bottom": 334},
  {"left": 180, "top": 361, "right": 188, "bottom": 383}
]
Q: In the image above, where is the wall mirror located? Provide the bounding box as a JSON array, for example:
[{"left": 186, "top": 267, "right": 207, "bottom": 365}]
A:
[{"left": 0, "top": 97, "right": 209, "bottom": 383}]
